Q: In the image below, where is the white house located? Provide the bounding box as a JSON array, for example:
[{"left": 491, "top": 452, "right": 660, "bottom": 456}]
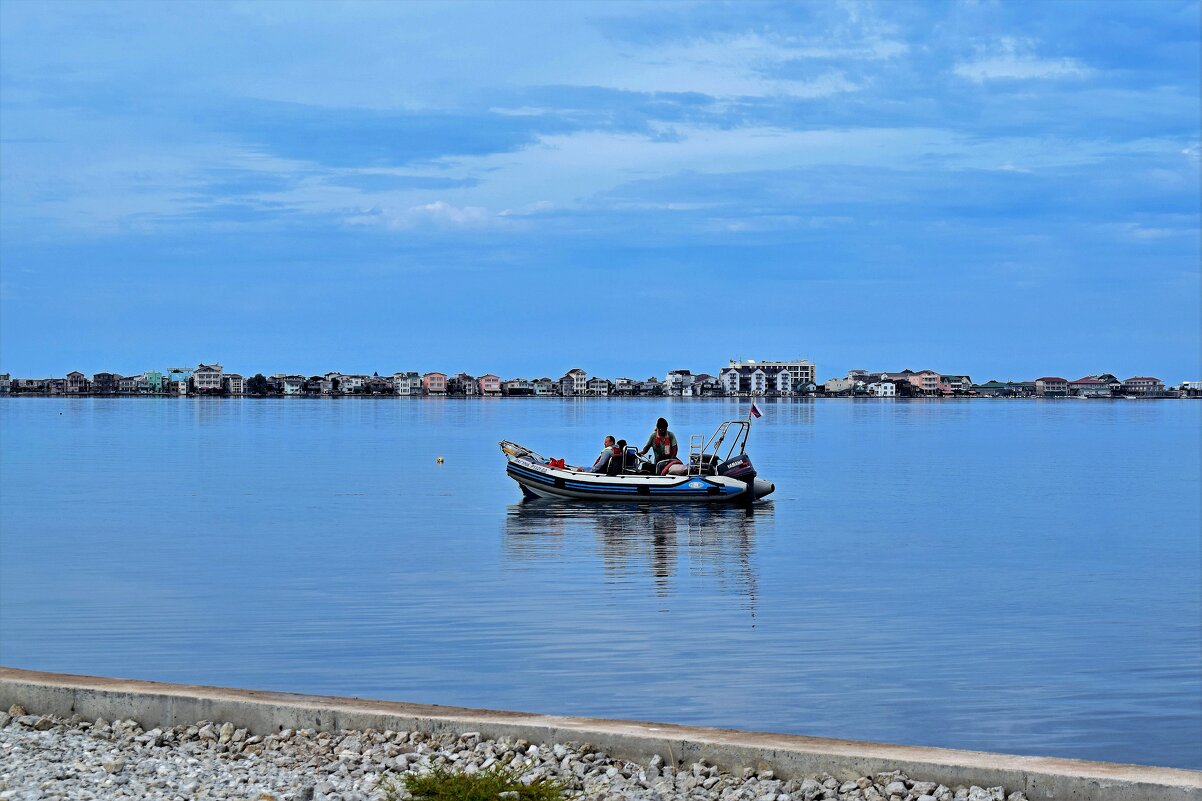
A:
[
  {"left": 587, "top": 377, "right": 612, "bottom": 396},
  {"left": 558, "top": 368, "right": 588, "bottom": 396},
  {"left": 392, "top": 372, "right": 423, "bottom": 396},
  {"left": 664, "top": 369, "right": 695, "bottom": 396},
  {"left": 193, "top": 363, "right": 224, "bottom": 393}
]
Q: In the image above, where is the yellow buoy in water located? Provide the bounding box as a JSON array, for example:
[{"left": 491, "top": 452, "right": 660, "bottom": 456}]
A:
[{"left": 436, "top": 456, "right": 444, "bottom": 464}]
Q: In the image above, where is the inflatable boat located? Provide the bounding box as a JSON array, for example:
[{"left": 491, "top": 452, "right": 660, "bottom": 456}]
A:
[{"left": 499, "top": 419, "right": 775, "bottom": 504}]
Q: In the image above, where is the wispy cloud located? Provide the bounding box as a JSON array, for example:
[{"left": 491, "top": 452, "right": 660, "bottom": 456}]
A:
[
  {"left": 346, "top": 201, "right": 500, "bottom": 231},
  {"left": 954, "top": 38, "right": 1093, "bottom": 83}
]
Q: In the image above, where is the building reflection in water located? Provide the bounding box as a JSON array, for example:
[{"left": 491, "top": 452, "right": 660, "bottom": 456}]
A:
[{"left": 502, "top": 501, "right": 772, "bottom": 616}]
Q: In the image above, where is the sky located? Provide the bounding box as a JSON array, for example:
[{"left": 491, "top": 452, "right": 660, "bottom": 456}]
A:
[{"left": 1, "top": 0, "right": 1199, "bottom": 382}]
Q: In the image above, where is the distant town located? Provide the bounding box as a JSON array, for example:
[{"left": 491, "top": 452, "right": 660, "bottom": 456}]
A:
[{"left": 2, "top": 359, "right": 1198, "bottom": 399}]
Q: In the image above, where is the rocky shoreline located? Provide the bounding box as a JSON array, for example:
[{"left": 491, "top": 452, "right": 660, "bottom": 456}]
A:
[{"left": 1, "top": 706, "right": 1028, "bottom": 801}]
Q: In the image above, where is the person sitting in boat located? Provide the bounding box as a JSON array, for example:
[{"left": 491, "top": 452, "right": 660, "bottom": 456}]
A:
[
  {"left": 639, "top": 417, "right": 682, "bottom": 475},
  {"left": 616, "top": 439, "right": 637, "bottom": 472},
  {"left": 588, "top": 435, "right": 619, "bottom": 473}
]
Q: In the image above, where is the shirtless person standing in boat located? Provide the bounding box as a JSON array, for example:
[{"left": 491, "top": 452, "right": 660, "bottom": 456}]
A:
[{"left": 638, "top": 417, "right": 681, "bottom": 475}]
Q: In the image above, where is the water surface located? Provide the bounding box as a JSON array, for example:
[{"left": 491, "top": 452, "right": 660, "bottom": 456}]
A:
[{"left": 1, "top": 397, "right": 1198, "bottom": 769}]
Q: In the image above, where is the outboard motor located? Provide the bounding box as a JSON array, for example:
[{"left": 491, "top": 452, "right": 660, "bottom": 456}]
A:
[{"left": 717, "top": 454, "right": 757, "bottom": 502}]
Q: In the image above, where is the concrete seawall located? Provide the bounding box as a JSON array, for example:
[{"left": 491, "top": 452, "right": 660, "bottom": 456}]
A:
[{"left": 1, "top": 667, "right": 1198, "bottom": 801}]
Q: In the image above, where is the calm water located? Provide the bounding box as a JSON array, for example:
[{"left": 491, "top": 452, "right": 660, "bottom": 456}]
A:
[{"left": 1, "top": 397, "right": 1199, "bottom": 769}]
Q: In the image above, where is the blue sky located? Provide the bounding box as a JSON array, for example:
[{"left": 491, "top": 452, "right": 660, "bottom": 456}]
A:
[{"left": 1, "top": 0, "right": 1198, "bottom": 381}]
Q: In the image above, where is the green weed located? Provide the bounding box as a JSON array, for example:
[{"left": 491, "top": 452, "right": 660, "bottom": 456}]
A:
[{"left": 381, "top": 764, "right": 569, "bottom": 801}]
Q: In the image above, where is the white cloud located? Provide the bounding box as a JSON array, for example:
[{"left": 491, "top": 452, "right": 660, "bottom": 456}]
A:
[
  {"left": 498, "top": 200, "right": 556, "bottom": 217},
  {"left": 346, "top": 201, "right": 499, "bottom": 230},
  {"left": 954, "top": 37, "right": 1092, "bottom": 82},
  {"left": 1110, "top": 222, "right": 1197, "bottom": 241}
]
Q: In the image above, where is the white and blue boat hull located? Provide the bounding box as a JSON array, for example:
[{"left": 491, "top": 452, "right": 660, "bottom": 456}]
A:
[{"left": 503, "top": 454, "right": 774, "bottom": 504}]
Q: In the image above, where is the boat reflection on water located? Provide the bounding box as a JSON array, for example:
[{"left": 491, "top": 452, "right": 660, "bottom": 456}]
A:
[{"left": 502, "top": 500, "right": 772, "bottom": 615}]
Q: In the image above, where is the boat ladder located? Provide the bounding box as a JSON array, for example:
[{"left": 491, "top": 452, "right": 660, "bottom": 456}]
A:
[{"left": 688, "top": 434, "right": 705, "bottom": 475}]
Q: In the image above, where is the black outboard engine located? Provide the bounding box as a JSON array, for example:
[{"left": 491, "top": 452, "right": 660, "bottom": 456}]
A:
[{"left": 717, "top": 454, "right": 757, "bottom": 500}]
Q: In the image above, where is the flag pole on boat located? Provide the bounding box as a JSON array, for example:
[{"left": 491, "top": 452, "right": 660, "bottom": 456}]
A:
[{"left": 740, "top": 401, "right": 761, "bottom": 453}]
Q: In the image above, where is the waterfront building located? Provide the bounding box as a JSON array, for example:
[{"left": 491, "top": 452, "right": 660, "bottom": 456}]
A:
[
  {"left": 612, "top": 377, "right": 636, "bottom": 396},
  {"left": 65, "top": 371, "right": 88, "bottom": 394},
  {"left": 823, "top": 377, "right": 857, "bottom": 395},
  {"left": 422, "top": 372, "right": 447, "bottom": 395},
  {"left": 586, "top": 377, "right": 612, "bottom": 396},
  {"left": 166, "top": 368, "right": 192, "bottom": 394},
  {"left": 46, "top": 378, "right": 66, "bottom": 395},
  {"left": 664, "top": 369, "right": 695, "bottom": 396},
  {"left": 942, "top": 374, "right": 973, "bottom": 393},
  {"left": 973, "top": 380, "right": 1009, "bottom": 396},
  {"left": 721, "top": 356, "right": 817, "bottom": 392},
  {"left": 365, "top": 375, "right": 393, "bottom": 394},
  {"left": 118, "top": 374, "right": 142, "bottom": 394},
  {"left": 90, "top": 372, "right": 118, "bottom": 394},
  {"left": 392, "top": 372, "right": 421, "bottom": 395},
  {"left": 447, "top": 372, "right": 478, "bottom": 395},
  {"left": 908, "top": 370, "right": 948, "bottom": 396},
  {"left": 1069, "top": 377, "right": 1111, "bottom": 397},
  {"left": 1122, "top": 376, "right": 1165, "bottom": 396},
  {"left": 558, "top": 368, "right": 588, "bottom": 396},
  {"left": 867, "top": 381, "right": 896, "bottom": 397},
  {"left": 478, "top": 374, "right": 502, "bottom": 395},
  {"left": 0, "top": 374, "right": 8, "bottom": 394},
  {"left": 1182, "top": 381, "right": 1202, "bottom": 397},
  {"left": 531, "top": 377, "right": 554, "bottom": 395},
  {"left": 691, "top": 374, "right": 722, "bottom": 396},
  {"left": 867, "top": 369, "right": 947, "bottom": 396},
  {"left": 193, "top": 364, "right": 224, "bottom": 394},
  {"left": 336, "top": 374, "right": 365, "bottom": 394},
  {"left": 500, "top": 378, "right": 531, "bottom": 396},
  {"left": 281, "top": 376, "right": 305, "bottom": 395},
  {"left": 1094, "top": 374, "right": 1123, "bottom": 395},
  {"left": 308, "top": 376, "right": 333, "bottom": 395},
  {"left": 638, "top": 376, "right": 663, "bottom": 395},
  {"left": 1035, "top": 377, "right": 1069, "bottom": 397},
  {"left": 11, "top": 378, "right": 47, "bottom": 393},
  {"left": 721, "top": 361, "right": 802, "bottom": 395},
  {"left": 143, "top": 371, "right": 165, "bottom": 393},
  {"left": 224, "top": 374, "right": 244, "bottom": 395},
  {"left": 722, "top": 365, "right": 769, "bottom": 395}
]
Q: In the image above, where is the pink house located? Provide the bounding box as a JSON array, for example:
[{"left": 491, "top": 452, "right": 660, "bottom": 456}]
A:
[
  {"left": 478, "top": 374, "right": 501, "bottom": 395},
  {"left": 422, "top": 372, "right": 447, "bottom": 395},
  {"left": 904, "top": 370, "right": 950, "bottom": 396}
]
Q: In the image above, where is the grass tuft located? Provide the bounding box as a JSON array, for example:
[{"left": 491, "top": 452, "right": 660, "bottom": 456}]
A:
[{"left": 382, "top": 765, "right": 569, "bottom": 801}]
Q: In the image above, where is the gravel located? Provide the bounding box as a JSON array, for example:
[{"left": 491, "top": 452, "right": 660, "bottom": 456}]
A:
[{"left": 0, "top": 706, "right": 1030, "bottom": 801}]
